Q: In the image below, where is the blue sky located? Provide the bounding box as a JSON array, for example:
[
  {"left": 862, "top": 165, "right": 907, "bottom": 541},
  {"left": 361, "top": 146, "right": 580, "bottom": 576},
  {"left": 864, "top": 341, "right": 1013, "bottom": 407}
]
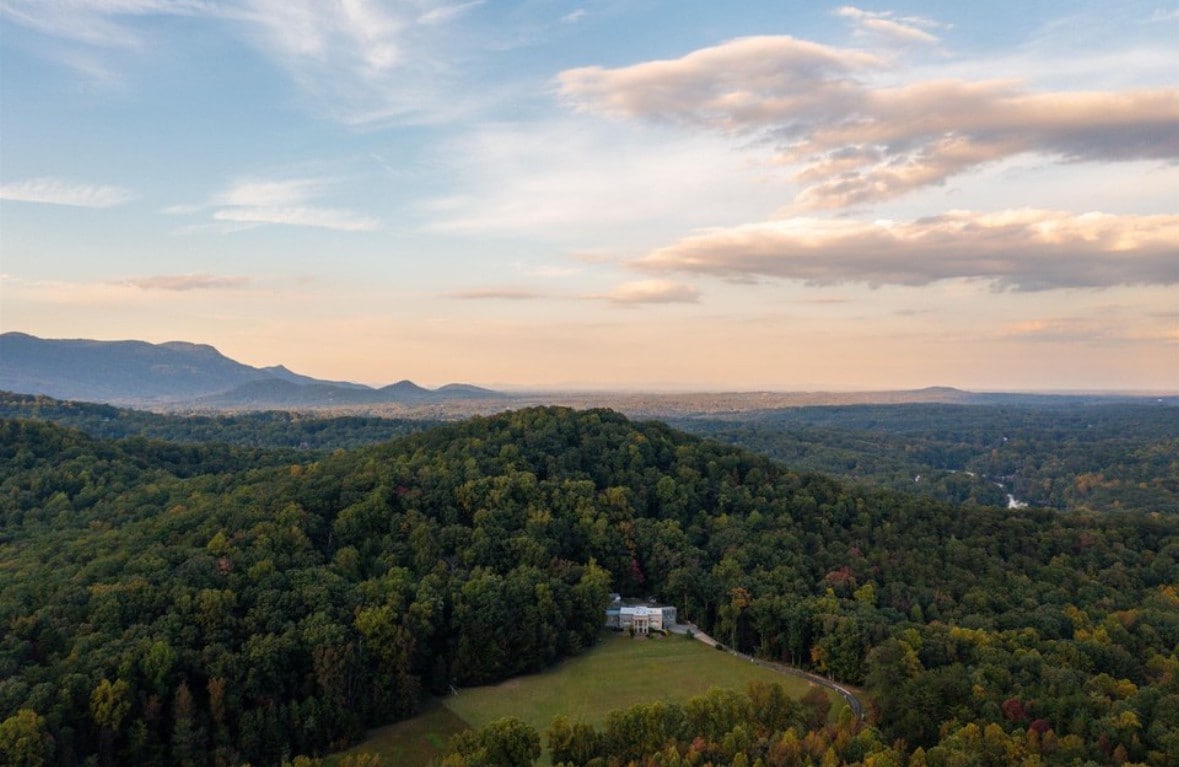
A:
[{"left": 1, "top": 1, "right": 1177, "bottom": 391}]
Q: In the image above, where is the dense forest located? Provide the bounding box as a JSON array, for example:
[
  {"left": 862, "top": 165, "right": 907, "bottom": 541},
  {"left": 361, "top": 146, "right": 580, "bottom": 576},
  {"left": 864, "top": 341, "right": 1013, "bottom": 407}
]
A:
[
  {"left": 6, "top": 391, "right": 1176, "bottom": 515},
  {"left": 2, "top": 405, "right": 1177, "bottom": 766},
  {"left": 0, "top": 392, "right": 435, "bottom": 450},
  {"left": 672, "top": 403, "right": 1179, "bottom": 514}
]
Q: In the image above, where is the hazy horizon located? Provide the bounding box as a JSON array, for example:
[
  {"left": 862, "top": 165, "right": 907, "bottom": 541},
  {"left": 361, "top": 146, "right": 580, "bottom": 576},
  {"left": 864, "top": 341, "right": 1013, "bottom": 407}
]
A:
[{"left": 2, "top": 2, "right": 1176, "bottom": 392}]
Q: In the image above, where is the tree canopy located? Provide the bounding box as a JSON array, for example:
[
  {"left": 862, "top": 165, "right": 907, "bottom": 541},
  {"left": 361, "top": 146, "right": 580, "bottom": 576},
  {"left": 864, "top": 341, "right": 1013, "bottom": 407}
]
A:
[{"left": 2, "top": 405, "right": 1176, "bottom": 766}]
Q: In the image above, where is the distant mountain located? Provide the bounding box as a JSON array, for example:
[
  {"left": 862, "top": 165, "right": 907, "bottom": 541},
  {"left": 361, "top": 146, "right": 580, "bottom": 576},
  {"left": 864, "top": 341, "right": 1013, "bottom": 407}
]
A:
[
  {"left": 0, "top": 332, "right": 277, "bottom": 403},
  {"left": 436, "top": 382, "right": 502, "bottom": 398},
  {"left": 258, "top": 364, "right": 370, "bottom": 391},
  {"left": 380, "top": 379, "right": 433, "bottom": 400},
  {"left": 0, "top": 332, "right": 503, "bottom": 407},
  {"left": 194, "top": 380, "right": 383, "bottom": 408}
]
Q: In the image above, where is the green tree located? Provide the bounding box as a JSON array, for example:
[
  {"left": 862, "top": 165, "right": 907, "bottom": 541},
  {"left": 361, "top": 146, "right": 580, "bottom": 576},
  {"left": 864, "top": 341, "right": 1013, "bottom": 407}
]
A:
[
  {"left": 170, "top": 681, "right": 204, "bottom": 767},
  {"left": 444, "top": 717, "right": 540, "bottom": 767},
  {"left": 90, "top": 677, "right": 131, "bottom": 765},
  {"left": 0, "top": 709, "right": 53, "bottom": 767}
]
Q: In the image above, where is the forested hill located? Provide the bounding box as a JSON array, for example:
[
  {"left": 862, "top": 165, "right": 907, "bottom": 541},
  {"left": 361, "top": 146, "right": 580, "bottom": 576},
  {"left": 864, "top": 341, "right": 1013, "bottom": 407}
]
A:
[
  {"left": 2, "top": 408, "right": 1178, "bottom": 766},
  {"left": 0, "top": 391, "right": 436, "bottom": 450},
  {"left": 672, "top": 401, "right": 1179, "bottom": 514},
  {"left": 8, "top": 390, "right": 1176, "bottom": 516}
]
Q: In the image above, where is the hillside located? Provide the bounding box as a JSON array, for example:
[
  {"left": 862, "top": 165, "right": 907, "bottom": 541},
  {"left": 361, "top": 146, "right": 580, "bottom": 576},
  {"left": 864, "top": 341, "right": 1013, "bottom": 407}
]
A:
[
  {"left": 1, "top": 407, "right": 1177, "bottom": 766},
  {"left": 5, "top": 390, "right": 1175, "bottom": 515},
  {"left": 0, "top": 391, "right": 435, "bottom": 449},
  {"left": 671, "top": 401, "right": 1179, "bottom": 514}
]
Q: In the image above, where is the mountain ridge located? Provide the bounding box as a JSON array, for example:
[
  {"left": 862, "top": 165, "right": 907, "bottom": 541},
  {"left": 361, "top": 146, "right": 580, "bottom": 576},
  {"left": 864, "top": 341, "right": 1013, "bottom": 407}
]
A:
[
  {"left": 4, "top": 332, "right": 1169, "bottom": 414},
  {"left": 0, "top": 332, "right": 500, "bottom": 407}
]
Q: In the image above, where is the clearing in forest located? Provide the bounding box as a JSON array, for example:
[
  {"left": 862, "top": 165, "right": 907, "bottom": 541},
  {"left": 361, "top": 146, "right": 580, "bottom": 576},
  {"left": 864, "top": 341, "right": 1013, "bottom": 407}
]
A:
[{"left": 332, "top": 632, "right": 836, "bottom": 766}]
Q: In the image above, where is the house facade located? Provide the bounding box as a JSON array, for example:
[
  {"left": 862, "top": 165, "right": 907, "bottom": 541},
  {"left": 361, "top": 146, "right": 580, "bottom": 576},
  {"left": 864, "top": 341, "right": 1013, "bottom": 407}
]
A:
[{"left": 604, "top": 595, "right": 677, "bottom": 635}]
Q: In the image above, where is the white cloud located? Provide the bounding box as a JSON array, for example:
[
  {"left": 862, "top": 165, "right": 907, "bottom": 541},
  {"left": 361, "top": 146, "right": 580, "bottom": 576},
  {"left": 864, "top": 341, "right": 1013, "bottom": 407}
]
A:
[
  {"left": 0, "top": 0, "right": 215, "bottom": 49},
  {"left": 214, "top": 178, "right": 325, "bottom": 207},
  {"left": 2, "top": 0, "right": 490, "bottom": 124},
  {"left": 231, "top": 0, "right": 497, "bottom": 124},
  {"left": 559, "top": 35, "right": 882, "bottom": 125},
  {"left": 169, "top": 176, "right": 380, "bottom": 233},
  {"left": 421, "top": 118, "right": 787, "bottom": 242},
  {"left": 0, "top": 177, "right": 137, "bottom": 207},
  {"left": 635, "top": 209, "right": 1179, "bottom": 291},
  {"left": 241, "top": 0, "right": 402, "bottom": 74},
  {"left": 419, "top": 1, "right": 484, "bottom": 26},
  {"left": 592, "top": 279, "right": 700, "bottom": 305},
  {"left": 212, "top": 206, "right": 379, "bottom": 232},
  {"left": 120, "top": 274, "right": 252, "bottom": 290},
  {"left": 835, "top": 7, "right": 942, "bottom": 46},
  {"left": 558, "top": 35, "right": 1179, "bottom": 210},
  {"left": 445, "top": 287, "right": 545, "bottom": 300}
]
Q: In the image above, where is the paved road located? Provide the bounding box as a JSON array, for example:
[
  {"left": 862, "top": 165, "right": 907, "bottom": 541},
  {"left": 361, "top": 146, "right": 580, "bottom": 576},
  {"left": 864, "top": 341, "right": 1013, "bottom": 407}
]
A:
[{"left": 670, "top": 624, "right": 865, "bottom": 721}]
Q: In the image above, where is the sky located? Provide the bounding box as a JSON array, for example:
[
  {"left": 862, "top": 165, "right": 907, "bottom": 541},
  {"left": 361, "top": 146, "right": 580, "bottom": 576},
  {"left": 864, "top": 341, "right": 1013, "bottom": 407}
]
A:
[{"left": 1, "top": 1, "right": 1177, "bottom": 392}]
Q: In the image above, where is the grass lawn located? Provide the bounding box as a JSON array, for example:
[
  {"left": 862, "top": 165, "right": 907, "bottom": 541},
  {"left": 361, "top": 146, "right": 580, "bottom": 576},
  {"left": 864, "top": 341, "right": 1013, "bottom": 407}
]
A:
[
  {"left": 335, "top": 632, "right": 838, "bottom": 766},
  {"left": 325, "top": 701, "right": 468, "bottom": 767}
]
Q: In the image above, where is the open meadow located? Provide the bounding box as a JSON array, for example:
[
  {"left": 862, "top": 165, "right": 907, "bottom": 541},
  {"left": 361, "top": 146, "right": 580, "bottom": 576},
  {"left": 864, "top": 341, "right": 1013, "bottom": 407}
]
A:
[{"left": 332, "top": 632, "right": 838, "bottom": 766}]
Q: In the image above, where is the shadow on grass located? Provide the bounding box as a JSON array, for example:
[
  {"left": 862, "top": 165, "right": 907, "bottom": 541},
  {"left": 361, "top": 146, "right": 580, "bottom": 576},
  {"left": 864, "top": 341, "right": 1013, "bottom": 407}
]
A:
[{"left": 324, "top": 700, "right": 468, "bottom": 767}]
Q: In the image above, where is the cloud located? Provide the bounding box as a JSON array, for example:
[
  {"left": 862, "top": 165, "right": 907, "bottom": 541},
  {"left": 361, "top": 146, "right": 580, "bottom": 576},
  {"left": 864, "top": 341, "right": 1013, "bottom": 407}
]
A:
[
  {"left": 558, "top": 35, "right": 1179, "bottom": 210},
  {"left": 233, "top": 0, "right": 496, "bottom": 124},
  {"left": 634, "top": 209, "right": 1179, "bottom": 291},
  {"left": 213, "top": 178, "right": 324, "bottom": 207},
  {"left": 0, "top": 273, "right": 246, "bottom": 308},
  {"left": 559, "top": 36, "right": 882, "bottom": 126},
  {"left": 1000, "top": 318, "right": 1113, "bottom": 343},
  {"left": 213, "top": 206, "right": 379, "bottom": 232},
  {"left": 419, "top": 1, "right": 484, "bottom": 26},
  {"left": 996, "top": 313, "right": 1177, "bottom": 345},
  {"left": 421, "top": 118, "right": 786, "bottom": 241},
  {"left": 2, "top": 0, "right": 488, "bottom": 124},
  {"left": 0, "top": 0, "right": 214, "bottom": 49},
  {"left": 119, "top": 274, "right": 251, "bottom": 291},
  {"left": 0, "top": 177, "right": 136, "bottom": 207},
  {"left": 170, "top": 177, "right": 380, "bottom": 232},
  {"left": 798, "top": 296, "right": 853, "bottom": 305},
  {"left": 240, "top": 0, "right": 401, "bottom": 75},
  {"left": 592, "top": 279, "right": 700, "bottom": 305},
  {"left": 835, "top": 6, "right": 942, "bottom": 46},
  {"left": 446, "top": 287, "right": 545, "bottom": 300}
]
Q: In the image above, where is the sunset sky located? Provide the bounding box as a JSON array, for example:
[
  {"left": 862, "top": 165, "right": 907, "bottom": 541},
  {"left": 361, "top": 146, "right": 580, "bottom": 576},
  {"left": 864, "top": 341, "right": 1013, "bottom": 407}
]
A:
[{"left": 2, "top": 1, "right": 1177, "bottom": 391}]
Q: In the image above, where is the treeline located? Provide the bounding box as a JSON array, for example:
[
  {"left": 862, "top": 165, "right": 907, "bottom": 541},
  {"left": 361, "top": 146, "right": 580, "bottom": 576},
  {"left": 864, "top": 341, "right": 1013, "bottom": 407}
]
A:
[
  {"left": 2, "top": 407, "right": 1177, "bottom": 766},
  {"left": 673, "top": 402, "right": 1179, "bottom": 513},
  {"left": 443, "top": 680, "right": 1118, "bottom": 767},
  {"left": 0, "top": 391, "right": 435, "bottom": 450},
  {"left": 442, "top": 683, "right": 843, "bottom": 767}
]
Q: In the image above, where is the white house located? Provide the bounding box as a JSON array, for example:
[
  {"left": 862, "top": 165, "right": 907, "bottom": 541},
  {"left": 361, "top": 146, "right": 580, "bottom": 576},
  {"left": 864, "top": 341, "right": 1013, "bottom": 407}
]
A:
[{"left": 605, "top": 597, "right": 677, "bottom": 635}]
